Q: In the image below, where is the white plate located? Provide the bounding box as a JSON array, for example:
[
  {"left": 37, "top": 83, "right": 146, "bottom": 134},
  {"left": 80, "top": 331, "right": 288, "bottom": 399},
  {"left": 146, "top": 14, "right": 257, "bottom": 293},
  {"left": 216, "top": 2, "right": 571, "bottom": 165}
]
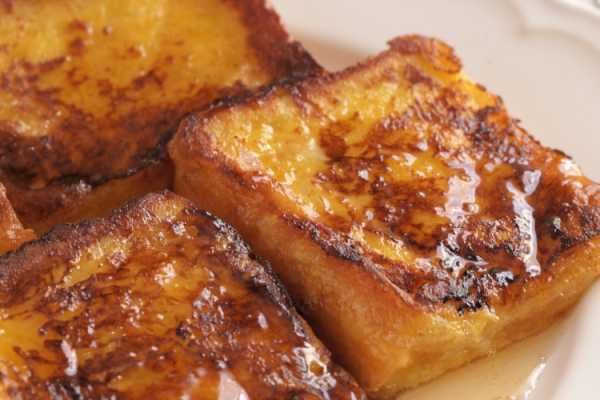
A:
[{"left": 268, "top": 0, "right": 600, "bottom": 398}]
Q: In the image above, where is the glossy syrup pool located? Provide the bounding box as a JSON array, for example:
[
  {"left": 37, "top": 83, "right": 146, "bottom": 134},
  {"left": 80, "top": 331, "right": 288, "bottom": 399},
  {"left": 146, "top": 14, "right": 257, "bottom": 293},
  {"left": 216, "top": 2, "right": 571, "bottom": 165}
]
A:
[{"left": 397, "top": 318, "right": 566, "bottom": 400}]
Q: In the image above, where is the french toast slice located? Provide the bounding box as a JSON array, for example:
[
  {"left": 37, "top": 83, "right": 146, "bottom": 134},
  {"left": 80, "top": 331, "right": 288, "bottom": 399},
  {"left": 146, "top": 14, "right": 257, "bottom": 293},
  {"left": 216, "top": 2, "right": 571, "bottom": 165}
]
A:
[
  {"left": 0, "top": 183, "right": 35, "bottom": 254},
  {"left": 0, "top": 0, "right": 322, "bottom": 234},
  {"left": 169, "top": 35, "right": 600, "bottom": 398},
  {"left": 0, "top": 190, "right": 365, "bottom": 399}
]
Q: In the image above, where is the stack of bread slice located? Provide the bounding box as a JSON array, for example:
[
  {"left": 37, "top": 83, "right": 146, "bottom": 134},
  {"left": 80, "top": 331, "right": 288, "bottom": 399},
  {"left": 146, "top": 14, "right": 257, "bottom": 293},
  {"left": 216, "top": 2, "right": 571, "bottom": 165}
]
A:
[{"left": 1, "top": 2, "right": 600, "bottom": 400}]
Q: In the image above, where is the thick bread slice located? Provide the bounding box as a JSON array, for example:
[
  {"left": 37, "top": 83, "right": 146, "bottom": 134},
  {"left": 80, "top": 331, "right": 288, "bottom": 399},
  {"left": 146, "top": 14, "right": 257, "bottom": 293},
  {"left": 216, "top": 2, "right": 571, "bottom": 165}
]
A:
[
  {"left": 0, "top": 0, "right": 322, "bottom": 234},
  {"left": 0, "top": 191, "right": 365, "bottom": 399},
  {"left": 0, "top": 183, "right": 35, "bottom": 254},
  {"left": 169, "top": 36, "right": 600, "bottom": 398}
]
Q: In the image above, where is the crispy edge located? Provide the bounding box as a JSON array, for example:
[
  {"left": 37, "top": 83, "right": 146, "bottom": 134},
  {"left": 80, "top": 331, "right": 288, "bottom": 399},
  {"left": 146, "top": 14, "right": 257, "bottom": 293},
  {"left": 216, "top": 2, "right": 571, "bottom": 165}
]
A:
[
  {"left": 0, "top": 183, "right": 35, "bottom": 254},
  {"left": 229, "top": 0, "right": 324, "bottom": 82},
  {"left": 3, "top": 157, "right": 174, "bottom": 234}
]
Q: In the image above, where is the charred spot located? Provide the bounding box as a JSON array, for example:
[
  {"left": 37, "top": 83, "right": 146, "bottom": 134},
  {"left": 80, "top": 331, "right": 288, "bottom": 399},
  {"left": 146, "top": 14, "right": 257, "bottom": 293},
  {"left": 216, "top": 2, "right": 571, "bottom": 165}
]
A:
[
  {"left": 318, "top": 121, "right": 351, "bottom": 160},
  {"left": 543, "top": 205, "right": 600, "bottom": 265},
  {"left": 541, "top": 215, "right": 563, "bottom": 240},
  {"left": 68, "top": 20, "right": 92, "bottom": 34},
  {"left": 474, "top": 121, "right": 495, "bottom": 136},
  {"left": 233, "top": 0, "right": 323, "bottom": 81},
  {"left": 404, "top": 64, "right": 434, "bottom": 86},
  {"left": 78, "top": 282, "right": 96, "bottom": 301},
  {"left": 488, "top": 267, "right": 516, "bottom": 286},
  {"left": 457, "top": 298, "right": 482, "bottom": 315},
  {"left": 131, "top": 70, "right": 165, "bottom": 90},
  {"left": 390, "top": 36, "right": 463, "bottom": 73},
  {"left": 580, "top": 208, "right": 600, "bottom": 229},
  {"left": 39, "top": 57, "right": 66, "bottom": 74},
  {"left": 308, "top": 228, "right": 362, "bottom": 263},
  {"left": 372, "top": 112, "right": 412, "bottom": 133},
  {"left": 96, "top": 79, "right": 113, "bottom": 96},
  {"left": 412, "top": 261, "right": 521, "bottom": 313},
  {"left": 46, "top": 379, "right": 79, "bottom": 399},
  {"left": 318, "top": 158, "right": 375, "bottom": 198},
  {"left": 175, "top": 321, "right": 192, "bottom": 340},
  {"left": 383, "top": 261, "right": 440, "bottom": 294},
  {"left": 284, "top": 214, "right": 364, "bottom": 263},
  {"left": 68, "top": 38, "right": 87, "bottom": 56}
]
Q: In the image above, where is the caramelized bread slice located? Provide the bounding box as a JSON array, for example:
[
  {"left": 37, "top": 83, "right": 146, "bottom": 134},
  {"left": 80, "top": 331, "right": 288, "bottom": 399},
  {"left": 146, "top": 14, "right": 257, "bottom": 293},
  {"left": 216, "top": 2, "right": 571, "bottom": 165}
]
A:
[
  {"left": 169, "top": 36, "right": 600, "bottom": 398},
  {"left": 0, "top": 0, "right": 321, "bottom": 234},
  {"left": 0, "top": 191, "right": 365, "bottom": 399},
  {"left": 0, "top": 183, "right": 35, "bottom": 254}
]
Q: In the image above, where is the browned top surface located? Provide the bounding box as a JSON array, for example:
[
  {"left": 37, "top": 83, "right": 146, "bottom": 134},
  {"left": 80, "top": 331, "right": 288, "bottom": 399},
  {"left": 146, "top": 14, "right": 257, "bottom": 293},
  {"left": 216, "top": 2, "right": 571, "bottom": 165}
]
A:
[
  {"left": 176, "top": 35, "right": 600, "bottom": 314},
  {"left": 0, "top": 0, "right": 321, "bottom": 190},
  {"left": 0, "top": 191, "right": 364, "bottom": 399},
  {"left": 0, "top": 183, "right": 35, "bottom": 253}
]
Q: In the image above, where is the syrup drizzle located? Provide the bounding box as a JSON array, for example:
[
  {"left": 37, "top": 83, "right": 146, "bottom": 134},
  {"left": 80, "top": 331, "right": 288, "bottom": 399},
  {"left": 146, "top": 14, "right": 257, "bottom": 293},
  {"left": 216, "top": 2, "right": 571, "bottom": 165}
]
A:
[
  {"left": 507, "top": 170, "right": 542, "bottom": 276},
  {"left": 397, "top": 318, "right": 566, "bottom": 400}
]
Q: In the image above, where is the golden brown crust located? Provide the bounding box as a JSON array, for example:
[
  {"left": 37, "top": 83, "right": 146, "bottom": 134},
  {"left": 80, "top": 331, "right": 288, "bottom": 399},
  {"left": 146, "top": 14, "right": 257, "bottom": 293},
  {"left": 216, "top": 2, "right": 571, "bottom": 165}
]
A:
[
  {"left": 2, "top": 158, "right": 174, "bottom": 233},
  {"left": 0, "top": 191, "right": 365, "bottom": 399},
  {"left": 169, "top": 35, "right": 600, "bottom": 398},
  {"left": 0, "top": 0, "right": 322, "bottom": 233},
  {"left": 0, "top": 183, "right": 35, "bottom": 254},
  {"left": 228, "top": 0, "right": 324, "bottom": 81}
]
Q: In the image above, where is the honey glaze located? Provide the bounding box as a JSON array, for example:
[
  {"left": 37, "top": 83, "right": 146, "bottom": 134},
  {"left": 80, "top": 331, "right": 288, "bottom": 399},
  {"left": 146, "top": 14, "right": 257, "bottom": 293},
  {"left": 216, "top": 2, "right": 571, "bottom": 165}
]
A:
[
  {"left": 398, "top": 318, "right": 566, "bottom": 400},
  {"left": 170, "top": 35, "right": 600, "bottom": 397},
  {"left": 0, "top": 192, "right": 365, "bottom": 399},
  {"left": 214, "top": 40, "right": 600, "bottom": 314}
]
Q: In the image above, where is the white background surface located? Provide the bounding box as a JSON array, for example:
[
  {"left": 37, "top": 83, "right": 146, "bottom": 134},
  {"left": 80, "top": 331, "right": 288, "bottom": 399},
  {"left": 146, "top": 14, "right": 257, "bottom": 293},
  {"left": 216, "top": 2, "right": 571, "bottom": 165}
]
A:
[{"left": 267, "top": 0, "right": 600, "bottom": 398}]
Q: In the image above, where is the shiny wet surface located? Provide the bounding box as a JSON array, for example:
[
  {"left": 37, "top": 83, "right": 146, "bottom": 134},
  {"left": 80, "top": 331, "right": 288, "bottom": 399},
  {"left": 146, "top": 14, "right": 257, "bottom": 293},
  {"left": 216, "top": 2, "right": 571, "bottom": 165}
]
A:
[
  {"left": 210, "top": 36, "right": 600, "bottom": 313},
  {"left": 0, "top": 192, "right": 364, "bottom": 399}
]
